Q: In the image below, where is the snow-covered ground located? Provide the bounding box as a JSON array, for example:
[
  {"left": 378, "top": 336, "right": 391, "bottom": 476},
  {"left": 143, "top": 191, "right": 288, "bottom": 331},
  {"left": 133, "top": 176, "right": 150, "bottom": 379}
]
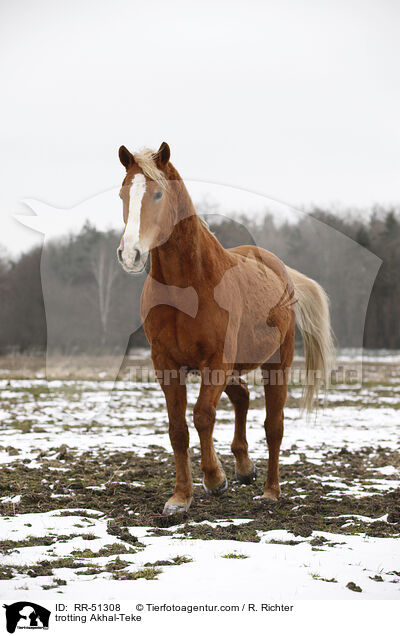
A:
[
  {"left": 0, "top": 363, "right": 399, "bottom": 600},
  {"left": 0, "top": 509, "right": 399, "bottom": 601}
]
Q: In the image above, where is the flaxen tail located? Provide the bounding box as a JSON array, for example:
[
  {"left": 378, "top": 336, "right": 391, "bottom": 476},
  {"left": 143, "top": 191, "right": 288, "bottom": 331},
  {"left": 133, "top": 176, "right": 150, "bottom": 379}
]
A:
[{"left": 287, "top": 266, "right": 335, "bottom": 413}]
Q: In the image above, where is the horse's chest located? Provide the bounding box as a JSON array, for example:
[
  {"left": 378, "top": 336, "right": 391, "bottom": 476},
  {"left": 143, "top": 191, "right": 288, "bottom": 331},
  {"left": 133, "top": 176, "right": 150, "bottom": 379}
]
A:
[{"left": 144, "top": 303, "right": 224, "bottom": 367}]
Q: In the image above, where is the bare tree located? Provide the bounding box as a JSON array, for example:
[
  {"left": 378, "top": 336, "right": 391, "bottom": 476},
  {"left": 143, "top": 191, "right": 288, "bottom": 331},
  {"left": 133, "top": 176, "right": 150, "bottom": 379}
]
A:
[{"left": 89, "top": 237, "right": 119, "bottom": 346}]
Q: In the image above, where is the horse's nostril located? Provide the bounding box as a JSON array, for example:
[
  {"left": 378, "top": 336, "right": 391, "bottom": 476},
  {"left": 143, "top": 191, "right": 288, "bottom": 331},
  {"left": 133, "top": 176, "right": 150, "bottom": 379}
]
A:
[
  {"left": 117, "top": 247, "right": 123, "bottom": 263},
  {"left": 133, "top": 249, "right": 141, "bottom": 266}
]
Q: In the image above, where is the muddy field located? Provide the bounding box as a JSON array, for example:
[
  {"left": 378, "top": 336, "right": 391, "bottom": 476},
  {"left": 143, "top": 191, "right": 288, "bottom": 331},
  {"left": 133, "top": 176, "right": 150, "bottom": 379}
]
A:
[{"left": 0, "top": 352, "right": 399, "bottom": 600}]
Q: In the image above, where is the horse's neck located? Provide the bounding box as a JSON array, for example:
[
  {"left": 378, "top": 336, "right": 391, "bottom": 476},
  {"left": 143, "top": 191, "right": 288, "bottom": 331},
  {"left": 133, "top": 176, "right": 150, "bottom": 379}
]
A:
[{"left": 150, "top": 182, "right": 226, "bottom": 287}]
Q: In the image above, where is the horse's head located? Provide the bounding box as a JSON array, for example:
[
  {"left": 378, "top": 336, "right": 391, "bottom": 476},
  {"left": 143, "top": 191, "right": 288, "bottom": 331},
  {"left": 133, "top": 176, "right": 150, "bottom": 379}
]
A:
[{"left": 117, "top": 141, "right": 176, "bottom": 273}]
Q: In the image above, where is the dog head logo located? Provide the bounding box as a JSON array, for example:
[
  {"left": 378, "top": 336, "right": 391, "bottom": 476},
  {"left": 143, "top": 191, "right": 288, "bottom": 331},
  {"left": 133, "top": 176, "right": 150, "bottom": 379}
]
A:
[{"left": 3, "top": 602, "right": 51, "bottom": 633}]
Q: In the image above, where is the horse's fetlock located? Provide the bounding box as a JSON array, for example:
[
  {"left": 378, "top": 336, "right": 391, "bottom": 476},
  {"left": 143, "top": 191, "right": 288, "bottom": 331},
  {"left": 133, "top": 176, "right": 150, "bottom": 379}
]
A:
[{"left": 231, "top": 440, "right": 248, "bottom": 455}]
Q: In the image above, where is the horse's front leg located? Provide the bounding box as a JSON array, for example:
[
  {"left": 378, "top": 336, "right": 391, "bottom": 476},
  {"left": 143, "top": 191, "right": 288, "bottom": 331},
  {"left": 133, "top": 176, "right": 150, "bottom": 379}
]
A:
[
  {"left": 194, "top": 375, "right": 228, "bottom": 495},
  {"left": 161, "top": 376, "right": 193, "bottom": 515}
]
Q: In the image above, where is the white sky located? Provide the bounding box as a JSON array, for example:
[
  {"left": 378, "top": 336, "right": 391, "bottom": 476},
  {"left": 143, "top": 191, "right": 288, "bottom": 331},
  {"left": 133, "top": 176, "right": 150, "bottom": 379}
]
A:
[{"left": 1, "top": 0, "right": 400, "bottom": 254}]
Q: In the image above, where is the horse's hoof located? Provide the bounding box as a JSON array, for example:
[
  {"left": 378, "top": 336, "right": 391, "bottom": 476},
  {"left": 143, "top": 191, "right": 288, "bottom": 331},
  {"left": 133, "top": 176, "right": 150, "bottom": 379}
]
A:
[
  {"left": 261, "top": 488, "right": 280, "bottom": 501},
  {"left": 202, "top": 476, "right": 228, "bottom": 496},
  {"left": 162, "top": 497, "right": 192, "bottom": 516},
  {"left": 162, "top": 503, "right": 189, "bottom": 516},
  {"left": 236, "top": 464, "right": 257, "bottom": 485}
]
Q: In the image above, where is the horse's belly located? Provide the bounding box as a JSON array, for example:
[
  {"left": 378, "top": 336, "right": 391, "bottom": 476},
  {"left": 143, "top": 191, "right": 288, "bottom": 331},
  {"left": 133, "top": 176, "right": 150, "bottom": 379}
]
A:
[
  {"left": 234, "top": 320, "right": 281, "bottom": 365},
  {"left": 214, "top": 267, "right": 291, "bottom": 365}
]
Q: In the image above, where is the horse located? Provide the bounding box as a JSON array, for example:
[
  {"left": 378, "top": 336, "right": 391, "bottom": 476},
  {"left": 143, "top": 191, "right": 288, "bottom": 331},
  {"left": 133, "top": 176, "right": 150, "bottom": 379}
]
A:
[{"left": 117, "top": 142, "right": 334, "bottom": 515}]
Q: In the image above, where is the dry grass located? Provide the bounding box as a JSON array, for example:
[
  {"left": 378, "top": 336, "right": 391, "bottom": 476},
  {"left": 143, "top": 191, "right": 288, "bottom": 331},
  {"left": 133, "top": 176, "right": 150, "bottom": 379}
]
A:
[
  {"left": 0, "top": 351, "right": 398, "bottom": 387},
  {"left": 0, "top": 352, "right": 152, "bottom": 381}
]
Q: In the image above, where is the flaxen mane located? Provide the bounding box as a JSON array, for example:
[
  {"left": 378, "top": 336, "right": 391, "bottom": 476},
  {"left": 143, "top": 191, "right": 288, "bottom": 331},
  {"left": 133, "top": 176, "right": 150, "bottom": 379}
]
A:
[{"left": 133, "top": 148, "right": 168, "bottom": 189}]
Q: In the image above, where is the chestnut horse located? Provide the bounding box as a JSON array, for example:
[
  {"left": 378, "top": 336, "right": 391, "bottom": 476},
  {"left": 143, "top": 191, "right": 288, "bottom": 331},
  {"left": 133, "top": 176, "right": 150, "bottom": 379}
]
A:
[{"left": 117, "top": 142, "right": 334, "bottom": 515}]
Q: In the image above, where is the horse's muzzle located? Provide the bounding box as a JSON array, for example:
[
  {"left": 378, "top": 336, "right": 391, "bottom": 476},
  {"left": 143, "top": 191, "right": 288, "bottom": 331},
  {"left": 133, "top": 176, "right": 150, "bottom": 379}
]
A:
[{"left": 117, "top": 246, "right": 148, "bottom": 273}]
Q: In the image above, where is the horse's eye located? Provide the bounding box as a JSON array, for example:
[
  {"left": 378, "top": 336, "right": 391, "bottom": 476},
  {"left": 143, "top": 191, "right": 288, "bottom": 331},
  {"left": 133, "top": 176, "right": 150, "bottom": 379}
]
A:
[{"left": 153, "top": 191, "right": 162, "bottom": 201}]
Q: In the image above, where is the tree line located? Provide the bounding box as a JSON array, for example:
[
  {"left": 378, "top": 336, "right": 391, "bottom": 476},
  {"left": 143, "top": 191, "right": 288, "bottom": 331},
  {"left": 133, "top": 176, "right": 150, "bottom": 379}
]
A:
[{"left": 0, "top": 205, "right": 399, "bottom": 354}]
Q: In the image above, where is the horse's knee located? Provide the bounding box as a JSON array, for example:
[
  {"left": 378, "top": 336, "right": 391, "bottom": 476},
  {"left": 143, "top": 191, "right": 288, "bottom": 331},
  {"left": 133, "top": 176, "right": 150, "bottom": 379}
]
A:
[{"left": 193, "top": 404, "right": 216, "bottom": 433}]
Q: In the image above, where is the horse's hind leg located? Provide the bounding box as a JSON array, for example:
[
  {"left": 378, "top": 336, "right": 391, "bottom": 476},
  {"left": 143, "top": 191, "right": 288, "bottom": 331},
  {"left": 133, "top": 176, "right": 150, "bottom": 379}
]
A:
[
  {"left": 225, "top": 377, "right": 256, "bottom": 483},
  {"left": 261, "top": 380, "right": 287, "bottom": 500},
  {"left": 261, "top": 330, "right": 294, "bottom": 500}
]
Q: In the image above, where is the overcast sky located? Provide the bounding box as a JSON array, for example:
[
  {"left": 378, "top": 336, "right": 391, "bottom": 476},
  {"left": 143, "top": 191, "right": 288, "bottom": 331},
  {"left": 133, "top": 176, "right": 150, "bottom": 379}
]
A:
[{"left": 1, "top": 0, "right": 400, "bottom": 254}]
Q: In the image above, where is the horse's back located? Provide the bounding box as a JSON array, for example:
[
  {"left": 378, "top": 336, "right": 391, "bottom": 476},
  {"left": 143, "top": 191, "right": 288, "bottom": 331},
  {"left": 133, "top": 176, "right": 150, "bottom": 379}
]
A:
[{"left": 228, "top": 245, "right": 290, "bottom": 285}]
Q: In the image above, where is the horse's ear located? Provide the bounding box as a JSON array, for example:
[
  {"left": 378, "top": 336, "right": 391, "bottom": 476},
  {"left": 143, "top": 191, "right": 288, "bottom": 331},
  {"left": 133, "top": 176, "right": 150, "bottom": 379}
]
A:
[
  {"left": 119, "top": 145, "right": 135, "bottom": 170},
  {"left": 154, "top": 141, "right": 170, "bottom": 168}
]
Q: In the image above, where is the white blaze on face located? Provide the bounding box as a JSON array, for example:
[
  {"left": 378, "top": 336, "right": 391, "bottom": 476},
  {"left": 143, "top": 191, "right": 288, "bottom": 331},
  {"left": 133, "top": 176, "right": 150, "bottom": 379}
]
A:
[{"left": 123, "top": 173, "right": 146, "bottom": 259}]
